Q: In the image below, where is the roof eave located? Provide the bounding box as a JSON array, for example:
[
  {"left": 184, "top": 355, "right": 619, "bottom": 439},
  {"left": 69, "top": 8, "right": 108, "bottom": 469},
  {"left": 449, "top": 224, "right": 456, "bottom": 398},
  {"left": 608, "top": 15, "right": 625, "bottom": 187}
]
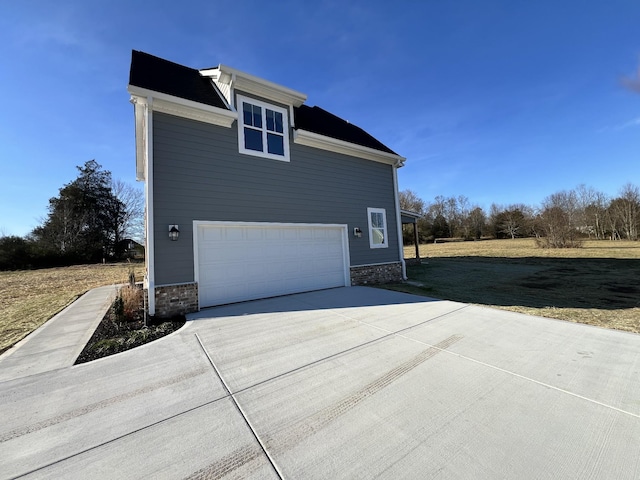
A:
[
  {"left": 400, "top": 209, "right": 422, "bottom": 218},
  {"left": 127, "top": 85, "right": 238, "bottom": 128},
  {"left": 294, "top": 129, "right": 406, "bottom": 167}
]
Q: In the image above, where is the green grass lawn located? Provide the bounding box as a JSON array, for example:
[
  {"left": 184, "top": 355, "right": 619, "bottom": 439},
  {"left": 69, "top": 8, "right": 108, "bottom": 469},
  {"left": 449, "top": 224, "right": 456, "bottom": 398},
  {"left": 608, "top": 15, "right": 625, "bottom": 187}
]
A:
[{"left": 388, "top": 239, "right": 640, "bottom": 333}]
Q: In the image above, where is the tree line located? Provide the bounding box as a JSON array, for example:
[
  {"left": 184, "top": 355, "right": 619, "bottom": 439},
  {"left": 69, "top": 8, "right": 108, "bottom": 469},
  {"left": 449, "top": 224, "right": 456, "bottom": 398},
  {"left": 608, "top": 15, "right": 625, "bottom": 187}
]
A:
[
  {"left": 0, "top": 160, "right": 143, "bottom": 270},
  {"left": 400, "top": 183, "right": 640, "bottom": 248}
]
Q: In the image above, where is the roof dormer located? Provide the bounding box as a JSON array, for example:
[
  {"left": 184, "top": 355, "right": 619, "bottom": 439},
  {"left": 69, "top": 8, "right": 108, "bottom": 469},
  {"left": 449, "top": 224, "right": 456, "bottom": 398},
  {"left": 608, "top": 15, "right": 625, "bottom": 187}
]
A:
[{"left": 200, "top": 64, "right": 307, "bottom": 110}]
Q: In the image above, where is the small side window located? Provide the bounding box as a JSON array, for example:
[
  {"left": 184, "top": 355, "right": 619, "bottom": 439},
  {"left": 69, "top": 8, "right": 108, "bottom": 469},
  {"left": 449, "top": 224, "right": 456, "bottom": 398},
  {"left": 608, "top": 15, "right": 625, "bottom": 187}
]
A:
[{"left": 367, "top": 207, "right": 388, "bottom": 249}]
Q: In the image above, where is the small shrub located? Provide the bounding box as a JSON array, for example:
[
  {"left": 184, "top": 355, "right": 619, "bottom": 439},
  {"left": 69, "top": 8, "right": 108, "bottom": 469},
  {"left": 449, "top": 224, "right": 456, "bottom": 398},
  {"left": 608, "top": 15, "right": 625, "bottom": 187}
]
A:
[{"left": 534, "top": 235, "right": 583, "bottom": 249}]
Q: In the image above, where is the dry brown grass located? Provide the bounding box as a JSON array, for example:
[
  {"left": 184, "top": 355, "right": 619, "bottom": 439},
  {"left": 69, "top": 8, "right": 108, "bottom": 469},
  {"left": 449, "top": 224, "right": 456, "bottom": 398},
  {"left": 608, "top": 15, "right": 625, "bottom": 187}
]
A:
[
  {"left": 405, "top": 238, "right": 640, "bottom": 260},
  {"left": 0, "top": 263, "right": 145, "bottom": 354},
  {"left": 393, "top": 239, "right": 640, "bottom": 333},
  {"left": 118, "top": 283, "right": 144, "bottom": 320}
]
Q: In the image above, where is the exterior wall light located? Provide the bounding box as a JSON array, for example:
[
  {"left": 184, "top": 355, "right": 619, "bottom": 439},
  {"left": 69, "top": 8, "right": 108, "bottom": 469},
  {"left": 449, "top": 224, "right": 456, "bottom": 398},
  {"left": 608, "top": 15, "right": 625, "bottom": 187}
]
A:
[
  {"left": 169, "top": 225, "right": 180, "bottom": 241},
  {"left": 354, "top": 227, "right": 362, "bottom": 238}
]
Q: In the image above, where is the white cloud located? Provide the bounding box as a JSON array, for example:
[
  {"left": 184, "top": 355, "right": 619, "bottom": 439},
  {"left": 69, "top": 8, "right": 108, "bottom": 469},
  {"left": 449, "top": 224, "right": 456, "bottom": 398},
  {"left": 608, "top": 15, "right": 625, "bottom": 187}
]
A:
[{"left": 598, "top": 116, "right": 640, "bottom": 133}]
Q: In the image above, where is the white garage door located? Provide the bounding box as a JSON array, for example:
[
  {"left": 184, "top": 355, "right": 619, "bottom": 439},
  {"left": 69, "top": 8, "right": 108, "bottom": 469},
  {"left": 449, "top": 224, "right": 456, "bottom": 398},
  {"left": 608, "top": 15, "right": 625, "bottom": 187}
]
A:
[{"left": 196, "top": 223, "right": 349, "bottom": 307}]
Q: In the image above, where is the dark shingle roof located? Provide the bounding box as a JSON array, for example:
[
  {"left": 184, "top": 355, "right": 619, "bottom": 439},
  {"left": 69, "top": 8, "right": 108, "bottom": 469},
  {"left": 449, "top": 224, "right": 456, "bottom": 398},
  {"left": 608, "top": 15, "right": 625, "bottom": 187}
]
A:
[
  {"left": 129, "top": 51, "right": 397, "bottom": 156},
  {"left": 294, "top": 105, "right": 397, "bottom": 155},
  {"left": 129, "top": 51, "right": 227, "bottom": 110}
]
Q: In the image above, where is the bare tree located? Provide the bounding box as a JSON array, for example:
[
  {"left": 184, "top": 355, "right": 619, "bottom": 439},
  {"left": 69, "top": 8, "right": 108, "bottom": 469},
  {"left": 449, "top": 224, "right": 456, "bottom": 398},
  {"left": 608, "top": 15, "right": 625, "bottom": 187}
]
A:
[
  {"left": 430, "top": 195, "right": 447, "bottom": 219},
  {"left": 575, "top": 184, "right": 609, "bottom": 239},
  {"left": 111, "top": 179, "right": 145, "bottom": 244},
  {"left": 445, "top": 197, "right": 458, "bottom": 237},
  {"left": 535, "top": 190, "right": 583, "bottom": 248},
  {"left": 399, "top": 189, "right": 425, "bottom": 214},
  {"left": 500, "top": 210, "right": 523, "bottom": 239},
  {"left": 608, "top": 183, "right": 640, "bottom": 240},
  {"left": 399, "top": 189, "right": 428, "bottom": 245},
  {"left": 489, "top": 203, "right": 533, "bottom": 239},
  {"left": 466, "top": 207, "right": 486, "bottom": 239}
]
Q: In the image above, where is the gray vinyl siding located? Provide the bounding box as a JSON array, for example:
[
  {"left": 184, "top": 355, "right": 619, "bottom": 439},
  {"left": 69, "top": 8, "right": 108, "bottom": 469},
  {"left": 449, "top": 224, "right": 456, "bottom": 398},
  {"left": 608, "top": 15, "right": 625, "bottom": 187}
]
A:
[{"left": 152, "top": 112, "right": 400, "bottom": 285}]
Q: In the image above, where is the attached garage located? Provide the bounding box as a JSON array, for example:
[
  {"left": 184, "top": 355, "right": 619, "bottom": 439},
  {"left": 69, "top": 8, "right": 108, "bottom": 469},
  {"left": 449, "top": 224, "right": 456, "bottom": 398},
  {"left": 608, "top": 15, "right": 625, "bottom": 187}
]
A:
[{"left": 195, "top": 222, "right": 350, "bottom": 308}]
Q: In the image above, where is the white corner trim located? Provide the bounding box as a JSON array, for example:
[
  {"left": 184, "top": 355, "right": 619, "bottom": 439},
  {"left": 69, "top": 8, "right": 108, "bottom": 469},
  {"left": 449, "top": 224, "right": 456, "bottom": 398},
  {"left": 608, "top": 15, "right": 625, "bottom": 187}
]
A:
[
  {"left": 393, "top": 166, "right": 407, "bottom": 280},
  {"left": 294, "top": 129, "right": 406, "bottom": 166},
  {"left": 201, "top": 65, "right": 307, "bottom": 108},
  {"left": 145, "top": 97, "right": 156, "bottom": 315},
  {"left": 192, "top": 222, "right": 201, "bottom": 311},
  {"left": 128, "top": 86, "right": 237, "bottom": 128}
]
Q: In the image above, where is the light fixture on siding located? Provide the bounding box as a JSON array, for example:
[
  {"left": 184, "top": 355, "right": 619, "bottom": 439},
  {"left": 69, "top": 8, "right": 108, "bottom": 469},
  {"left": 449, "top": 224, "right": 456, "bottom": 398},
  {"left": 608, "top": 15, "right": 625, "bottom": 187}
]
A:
[
  {"left": 354, "top": 227, "right": 362, "bottom": 238},
  {"left": 168, "top": 225, "right": 180, "bottom": 241}
]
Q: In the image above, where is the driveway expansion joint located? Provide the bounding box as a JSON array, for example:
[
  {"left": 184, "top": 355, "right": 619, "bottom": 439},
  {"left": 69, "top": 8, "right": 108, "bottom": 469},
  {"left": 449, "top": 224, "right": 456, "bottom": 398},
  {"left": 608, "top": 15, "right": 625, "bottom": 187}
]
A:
[{"left": 195, "top": 332, "right": 284, "bottom": 480}]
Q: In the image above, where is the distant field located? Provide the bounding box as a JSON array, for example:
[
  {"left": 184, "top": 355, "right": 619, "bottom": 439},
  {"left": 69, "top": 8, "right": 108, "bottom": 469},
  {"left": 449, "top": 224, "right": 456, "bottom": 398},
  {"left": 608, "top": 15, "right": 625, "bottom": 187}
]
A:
[
  {"left": 394, "top": 239, "right": 640, "bottom": 333},
  {"left": 0, "top": 263, "right": 145, "bottom": 354}
]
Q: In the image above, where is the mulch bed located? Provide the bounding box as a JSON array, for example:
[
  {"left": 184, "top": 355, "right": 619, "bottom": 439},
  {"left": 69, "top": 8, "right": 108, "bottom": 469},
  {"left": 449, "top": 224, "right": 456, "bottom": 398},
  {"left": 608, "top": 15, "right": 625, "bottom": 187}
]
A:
[{"left": 75, "top": 301, "right": 185, "bottom": 364}]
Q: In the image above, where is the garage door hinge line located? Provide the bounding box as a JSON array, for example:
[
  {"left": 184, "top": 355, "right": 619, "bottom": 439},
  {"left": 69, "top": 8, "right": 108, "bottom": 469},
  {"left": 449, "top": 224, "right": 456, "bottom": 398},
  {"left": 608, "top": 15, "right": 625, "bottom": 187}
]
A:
[{"left": 195, "top": 333, "right": 284, "bottom": 480}]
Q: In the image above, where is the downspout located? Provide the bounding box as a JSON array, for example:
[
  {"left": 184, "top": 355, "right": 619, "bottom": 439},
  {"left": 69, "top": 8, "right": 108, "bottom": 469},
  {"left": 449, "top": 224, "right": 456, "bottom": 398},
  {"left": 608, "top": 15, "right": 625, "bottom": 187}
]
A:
[
  {"left": 145, "top": 96, "right": 156, "bottom": 316},
  {"left": 392, "top": 163, "right": 407, "bottom": 280}
]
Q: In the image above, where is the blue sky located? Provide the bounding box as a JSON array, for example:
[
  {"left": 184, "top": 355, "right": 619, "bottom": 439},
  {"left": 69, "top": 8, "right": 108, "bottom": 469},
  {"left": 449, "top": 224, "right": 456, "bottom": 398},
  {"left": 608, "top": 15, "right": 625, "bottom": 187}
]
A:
[{"left": 1, "top": 1, "right": 638, "bottom": 236}]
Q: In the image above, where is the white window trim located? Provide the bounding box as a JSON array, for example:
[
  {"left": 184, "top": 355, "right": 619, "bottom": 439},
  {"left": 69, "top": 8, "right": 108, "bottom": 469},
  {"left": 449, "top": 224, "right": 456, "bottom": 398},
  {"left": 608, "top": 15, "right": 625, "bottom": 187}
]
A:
[
  {"left": 367, "top": 207, "right": 388, "bottom": 249},
  {"left": 237, "top": 94, "right": 290, "bottom": 162}
]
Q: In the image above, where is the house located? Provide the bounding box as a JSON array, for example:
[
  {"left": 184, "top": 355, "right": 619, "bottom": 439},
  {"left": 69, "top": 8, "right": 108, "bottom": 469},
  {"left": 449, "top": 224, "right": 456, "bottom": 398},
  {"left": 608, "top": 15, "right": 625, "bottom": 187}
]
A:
[
  {"left": 127, "top": 51, "right": 407, "bottom": 317},
  {"left": 115, "top": 238, "right": 145, "bottom": 260}
]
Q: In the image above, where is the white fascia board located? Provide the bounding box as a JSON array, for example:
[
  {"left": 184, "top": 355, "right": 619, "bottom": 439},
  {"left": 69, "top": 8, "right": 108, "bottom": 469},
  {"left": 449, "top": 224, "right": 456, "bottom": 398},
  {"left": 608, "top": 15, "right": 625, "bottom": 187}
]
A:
[
  {"left": 400, "top": 209, "right": 422, "bottom": 218},
  {"left": 294, "top": 129, "right": 406, "bottom": 167},
  {"left": 127, "top": 85, "right": 237, "bottom": 128},
  {"left": 200, "top": 65, "right": 307, "bottom": 107}
]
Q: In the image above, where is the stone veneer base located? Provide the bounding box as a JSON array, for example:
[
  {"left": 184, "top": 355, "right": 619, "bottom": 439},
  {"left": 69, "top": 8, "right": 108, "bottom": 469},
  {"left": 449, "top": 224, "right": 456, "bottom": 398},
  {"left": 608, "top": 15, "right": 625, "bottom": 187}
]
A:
[
  {"left": 350, "top": 262, "right": 403, "bottom": 285},
  {"left": 150, "top": 283, "right": 199, "bottom": 318},
  {"left": 148, "top": 264, "right": 403, "bottom": 317}
]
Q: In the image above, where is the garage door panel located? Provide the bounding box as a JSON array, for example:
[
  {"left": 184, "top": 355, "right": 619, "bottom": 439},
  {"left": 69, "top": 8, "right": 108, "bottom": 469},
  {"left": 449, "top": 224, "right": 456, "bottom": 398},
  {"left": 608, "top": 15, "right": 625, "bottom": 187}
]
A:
[{"left": 197, "top": 224, "right": 348, "bottom": 308}]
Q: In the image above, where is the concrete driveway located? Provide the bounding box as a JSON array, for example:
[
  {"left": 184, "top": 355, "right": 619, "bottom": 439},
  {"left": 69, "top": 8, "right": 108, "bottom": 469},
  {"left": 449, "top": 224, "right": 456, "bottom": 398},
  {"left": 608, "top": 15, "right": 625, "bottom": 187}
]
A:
[{"left": 1, "top": 287, "right": 639, "bottom": 479}]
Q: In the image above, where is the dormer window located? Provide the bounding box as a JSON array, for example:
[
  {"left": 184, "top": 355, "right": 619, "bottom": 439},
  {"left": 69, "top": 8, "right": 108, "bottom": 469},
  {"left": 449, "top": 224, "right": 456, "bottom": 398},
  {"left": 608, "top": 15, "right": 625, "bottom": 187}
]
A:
[{"left": 237, "top": 94, "right": 290, "bottom": 162}]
